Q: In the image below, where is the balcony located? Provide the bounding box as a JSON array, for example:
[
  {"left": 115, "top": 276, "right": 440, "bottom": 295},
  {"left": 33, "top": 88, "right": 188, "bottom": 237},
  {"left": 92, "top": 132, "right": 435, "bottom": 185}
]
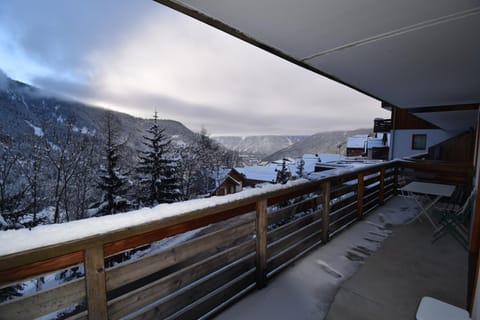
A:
[
  {"left": 373, "top": 118, "right": 393, "bottom": 133},
  {"left": 0, "top": 160, "right": 473, "bottom": 319}
]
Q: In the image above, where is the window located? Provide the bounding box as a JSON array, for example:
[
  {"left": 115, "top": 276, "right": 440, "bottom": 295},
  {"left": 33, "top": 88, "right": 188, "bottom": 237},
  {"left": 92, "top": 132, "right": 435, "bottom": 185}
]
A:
[{"left": 412, "top": 134, "right": 427, "bottom": 150}]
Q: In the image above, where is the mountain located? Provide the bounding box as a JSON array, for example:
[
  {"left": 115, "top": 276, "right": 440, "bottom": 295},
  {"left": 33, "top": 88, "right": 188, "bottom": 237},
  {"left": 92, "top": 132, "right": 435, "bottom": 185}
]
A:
[
  {"left": 213, "top": 135, "right": 308, "bottom": 158},
  {"left": 0, "top": 75, "right": 200, "bottom": 154},
  {"left": 0, "top": 70, "right": 226, "bottom": 169},
  {"left": 263, "top": 128, "right": 372, "bottom": 161}
]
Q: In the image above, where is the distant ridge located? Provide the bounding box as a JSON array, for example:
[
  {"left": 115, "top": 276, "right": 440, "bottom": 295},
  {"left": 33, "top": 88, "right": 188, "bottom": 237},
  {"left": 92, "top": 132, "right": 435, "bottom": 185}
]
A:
[
  {"left": 263, "top": 128, "right": 371, "bottom": 161},
  {"left": 213, "top": 135, "right": 307, "bottom": 158}
]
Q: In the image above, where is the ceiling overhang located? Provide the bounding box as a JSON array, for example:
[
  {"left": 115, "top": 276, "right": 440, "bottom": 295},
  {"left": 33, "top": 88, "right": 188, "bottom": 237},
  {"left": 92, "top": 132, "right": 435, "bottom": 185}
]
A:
[{"left": 154, "top": 0, "right": 480, "bottom": 110}]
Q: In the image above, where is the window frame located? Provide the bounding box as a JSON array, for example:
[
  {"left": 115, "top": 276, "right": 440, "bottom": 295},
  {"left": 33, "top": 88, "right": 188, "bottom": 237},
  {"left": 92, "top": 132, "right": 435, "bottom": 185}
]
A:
[{"left": 411, "top": 134, "right": 427, "bottom": 150}]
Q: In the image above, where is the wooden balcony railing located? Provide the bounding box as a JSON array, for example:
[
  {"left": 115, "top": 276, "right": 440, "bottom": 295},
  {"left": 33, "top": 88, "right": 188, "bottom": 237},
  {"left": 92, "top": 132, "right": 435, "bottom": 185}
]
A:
[{"left": 0, "top": 160, "right": 472, "bottom": 319}]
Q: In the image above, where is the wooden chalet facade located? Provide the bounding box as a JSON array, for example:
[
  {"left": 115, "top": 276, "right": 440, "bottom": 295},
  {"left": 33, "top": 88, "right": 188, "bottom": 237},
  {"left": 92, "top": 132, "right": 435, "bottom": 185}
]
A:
[{"left": 214, "top": 169, "right": 244, "bottom": 196}]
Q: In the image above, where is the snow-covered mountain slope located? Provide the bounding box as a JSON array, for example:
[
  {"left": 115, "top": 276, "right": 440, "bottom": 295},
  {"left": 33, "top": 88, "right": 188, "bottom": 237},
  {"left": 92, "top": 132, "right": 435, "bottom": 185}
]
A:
[
  {"left": 0, "top": 73, "right": 207, "bottom": 154},
  {"left": 263, "top": 128, "right": 371, "bottom": 161}
]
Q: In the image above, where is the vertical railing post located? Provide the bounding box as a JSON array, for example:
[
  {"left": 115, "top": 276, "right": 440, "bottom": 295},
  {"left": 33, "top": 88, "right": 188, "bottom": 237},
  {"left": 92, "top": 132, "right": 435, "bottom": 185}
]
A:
[
  {"left": 85, "top": 246, "right": 108, "bottom": 319},
  {"left": 379, "top": 167, "right": 385, "bottom": 205},
  {"left": 321, "top": 181, "right": 331, "bottom": 243},
  {"left": 357, "top": 172, "right": 364, "bottom": 220},
  {"left": 393, "top": 166, "right": 399, "bottom": 194},
  {"left": 255, "top": 199, "right": 267, "bottom": 289}
]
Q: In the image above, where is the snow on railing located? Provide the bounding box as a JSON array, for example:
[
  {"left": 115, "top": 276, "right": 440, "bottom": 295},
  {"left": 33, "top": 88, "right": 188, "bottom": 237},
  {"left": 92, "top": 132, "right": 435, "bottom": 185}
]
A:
[{"left": 0, "top": 159, "right": 469, "bottom": 320}]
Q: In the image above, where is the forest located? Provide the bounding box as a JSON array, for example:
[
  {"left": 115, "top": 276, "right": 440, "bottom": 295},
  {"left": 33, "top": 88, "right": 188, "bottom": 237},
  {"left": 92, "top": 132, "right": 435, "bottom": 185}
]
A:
[{"left": 0, "top": 110, "right": 239, "bottom": 230}]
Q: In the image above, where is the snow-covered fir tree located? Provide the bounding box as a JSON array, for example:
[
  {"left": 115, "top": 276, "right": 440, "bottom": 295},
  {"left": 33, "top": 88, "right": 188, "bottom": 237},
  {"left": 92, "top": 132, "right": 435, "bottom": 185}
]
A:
[
  {"left": 97, "top": 111, "right": 129, "bottom": 215},
  {"left": 296, "top": 158, "right": 305, "bottom": 178},
  {"left": 137, "top": 112, "right": 180, "bottom": 206},
  {"left": 275, "top": 158, "right": 291, "bottom": 184}
]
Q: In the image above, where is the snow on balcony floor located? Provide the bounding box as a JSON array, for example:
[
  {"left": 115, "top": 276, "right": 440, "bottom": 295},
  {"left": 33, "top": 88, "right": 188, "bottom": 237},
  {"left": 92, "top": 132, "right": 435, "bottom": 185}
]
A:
[{"left": 214, "top": 196, "right": 466, "bottom": 320}]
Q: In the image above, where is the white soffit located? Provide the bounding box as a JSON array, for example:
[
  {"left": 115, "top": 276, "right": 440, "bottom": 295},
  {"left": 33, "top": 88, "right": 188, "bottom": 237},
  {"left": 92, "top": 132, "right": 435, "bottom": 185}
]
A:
[
  {"left": 414, "top": 109, "right": 478, "bottom": 132},
  {"left": 155, "top": 0, "right": 480, "bottom": 108}
]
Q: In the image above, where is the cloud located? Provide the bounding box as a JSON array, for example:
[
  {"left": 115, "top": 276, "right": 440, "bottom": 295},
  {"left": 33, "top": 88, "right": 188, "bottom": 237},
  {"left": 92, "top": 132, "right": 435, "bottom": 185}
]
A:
[{"left": 0, "top": 1, "right": 389, "bottom": 135}]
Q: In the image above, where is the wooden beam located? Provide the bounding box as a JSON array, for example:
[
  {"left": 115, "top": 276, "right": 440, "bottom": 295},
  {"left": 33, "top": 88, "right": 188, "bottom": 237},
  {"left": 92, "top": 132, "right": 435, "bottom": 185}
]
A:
[
  {"left": 379, "top": 167, "right": 385, "bottom": 205},
  {"left": 467, "top": 107, "right": 480, "bottom": 311},
  {"left": 255, "top": 199, "right": 267, "bottom": 289},
  {"left": 321, "top": 181, "right": 331, "bottom": 243},
  {"left": 357, "top": 173, "right": 364, "bottom": 220},
  {"left": 0, "top": 251, "right": 83, "bottom": 286},
  {"left": 84, "top": 246, "right": 108, "bottom": 320}
]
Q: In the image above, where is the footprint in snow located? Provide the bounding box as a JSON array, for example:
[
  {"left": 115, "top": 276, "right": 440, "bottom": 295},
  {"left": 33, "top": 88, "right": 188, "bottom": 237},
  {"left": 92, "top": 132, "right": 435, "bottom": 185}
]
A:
[{"left": 316, "top": 260, "right": 343, "bottom": 279}]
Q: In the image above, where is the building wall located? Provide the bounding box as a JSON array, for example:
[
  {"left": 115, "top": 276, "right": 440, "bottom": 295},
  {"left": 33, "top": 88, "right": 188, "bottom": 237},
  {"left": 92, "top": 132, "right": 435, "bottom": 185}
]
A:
[
  {"left": 346, "top": 148, "right": 364, "bottom": 157},
  {"left": 390, "top": 129, "right": 455, "bottom": 159}
]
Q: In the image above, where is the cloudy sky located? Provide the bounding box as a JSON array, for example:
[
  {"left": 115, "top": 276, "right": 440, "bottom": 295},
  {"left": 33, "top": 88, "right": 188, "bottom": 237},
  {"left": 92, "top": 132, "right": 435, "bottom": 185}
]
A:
[{"left": 0, "top": 0, "right": 389, "bottom": 136}]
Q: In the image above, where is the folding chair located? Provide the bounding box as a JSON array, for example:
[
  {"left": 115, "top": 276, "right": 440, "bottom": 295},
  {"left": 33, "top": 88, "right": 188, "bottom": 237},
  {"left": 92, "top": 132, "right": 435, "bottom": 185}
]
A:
[{"left": 431, "top": 189, "right": 475, "bottom": 249}]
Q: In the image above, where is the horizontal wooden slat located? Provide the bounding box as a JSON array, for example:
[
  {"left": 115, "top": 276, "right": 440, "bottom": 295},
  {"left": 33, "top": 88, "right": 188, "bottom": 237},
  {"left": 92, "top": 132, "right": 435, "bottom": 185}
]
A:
[
  {"left": 330, "top": 183, "right": 357, "bottom": 199},
  {"left": 132, "top": 254, "right": 255, "bottom": 319},
  {"left": 106, "top": 219, "right": 254, "bottom": 291},
  {"left": 330, "top": 200, "right": 357, "bottom": 222},
  {"left": 108, "top": 239, "right": 255, "bottom": 319},
  {"left": 0, "top": 251, "right": 84, "bottom": 286},
  {"left": 0, "top": 278, "right": 85, "bottom": 320},
  {"left": 268, "top": 220, "right": 322, "bottom": 259},
  {"left": 268, "top": 212, "right": 317, "bottom": 243},
  {"left": 364, "top": 175, "right": 380, "bottom": 186},
  {"left": 66, "top": 311, "right": 88, "bottom": 320},
  {"left": 330, "top": 210, "right": 357, "bottom": 234},
  {"left": 363, "top": 189, "right": 379, "bottom": 203},
  {"left": 173, "top": 270, "right": 256, "bottom": 320},
  {"left": 364, "top": 200, "right": 379, "bottom": 215},
  {"left": 330, "top": 194, "right": 356, "bottom": 212},
  {"left": 268, "top": 196, "right": 318, "bottom": 226},
  {"left": 266, "top": 184, "right": 319, "bottom": 206},
  {"left": 267, "top": 231, "right": 322, "bottom": 275}
]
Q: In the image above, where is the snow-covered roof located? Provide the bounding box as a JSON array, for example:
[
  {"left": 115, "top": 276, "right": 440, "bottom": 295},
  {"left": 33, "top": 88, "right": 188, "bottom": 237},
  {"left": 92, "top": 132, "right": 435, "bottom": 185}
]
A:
[
  {"left": 317, "top": 153, "right": 342, "bottom": 163},
  {"left": 346, "top": 136, "right": 367, "bottom": 149},
  {"left": 367, "top": 138, "right": 387, "bottom": 148},
  {"left": 235, "top": 164, "right": 280, "bottom": 182}
]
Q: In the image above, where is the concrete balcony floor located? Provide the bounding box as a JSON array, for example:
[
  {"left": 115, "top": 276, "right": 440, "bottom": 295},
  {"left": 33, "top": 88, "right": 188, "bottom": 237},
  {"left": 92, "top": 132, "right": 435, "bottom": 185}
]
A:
[{"left": 215, "top": 196, "right": 468, "bottom": 320}]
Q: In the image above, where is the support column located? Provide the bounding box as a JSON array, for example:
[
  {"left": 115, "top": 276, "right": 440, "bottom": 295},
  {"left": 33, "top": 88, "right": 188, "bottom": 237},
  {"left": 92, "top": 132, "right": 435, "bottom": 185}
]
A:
[
  {"left": 255, "top": 199, "right": 267, "bottom": 289},
  {"left": 85, "top": 246, "right": 108, "bottom": 319},
  {"left": 321, "top": 181, "right": 331, "bottom": 243}
]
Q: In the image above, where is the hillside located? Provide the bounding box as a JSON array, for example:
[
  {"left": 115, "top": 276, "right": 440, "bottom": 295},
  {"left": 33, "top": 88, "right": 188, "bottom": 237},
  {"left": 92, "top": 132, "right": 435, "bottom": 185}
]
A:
[
  {"left": 0, "top": 73, "right": 200, "bottom": 154},
  {"left": 264, "top": 128, "right": 371, "bottom": 161}
]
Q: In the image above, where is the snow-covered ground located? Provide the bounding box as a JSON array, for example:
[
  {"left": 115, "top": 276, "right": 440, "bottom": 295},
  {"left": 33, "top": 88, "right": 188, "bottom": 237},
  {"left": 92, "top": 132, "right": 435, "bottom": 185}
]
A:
[{"left": 215, "top": 196, "right": 420, "bottom": 320}]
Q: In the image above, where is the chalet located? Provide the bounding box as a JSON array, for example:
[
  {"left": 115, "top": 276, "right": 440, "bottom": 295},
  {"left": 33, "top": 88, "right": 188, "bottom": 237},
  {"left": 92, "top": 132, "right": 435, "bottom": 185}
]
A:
[
  {"left": 346, "top": 133, "right": 390, "bottom": 160},
  {"left": 214, "top": 163, "right": 283, "bottom": 196},
  {"left": 346, "top": 134, "right": 368, "bottom": 157},
  {"left": 214, "top": 169, "right": 244, "bottom": 196}
]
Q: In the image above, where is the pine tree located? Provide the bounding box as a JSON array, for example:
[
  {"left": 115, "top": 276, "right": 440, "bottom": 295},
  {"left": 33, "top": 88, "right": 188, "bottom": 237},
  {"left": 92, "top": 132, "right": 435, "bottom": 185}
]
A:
[
  {"left": 97, "top": 111, "right": 128, "bottom": 215},
  {"left": 296, "top": 158, "right": 305, "bottom": 178},
  {"left": 276, "top": 159, "right": 291, "bottom": 184},
  {"left": 137, "top": 112, "right": 180, "bottom": 206}
]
